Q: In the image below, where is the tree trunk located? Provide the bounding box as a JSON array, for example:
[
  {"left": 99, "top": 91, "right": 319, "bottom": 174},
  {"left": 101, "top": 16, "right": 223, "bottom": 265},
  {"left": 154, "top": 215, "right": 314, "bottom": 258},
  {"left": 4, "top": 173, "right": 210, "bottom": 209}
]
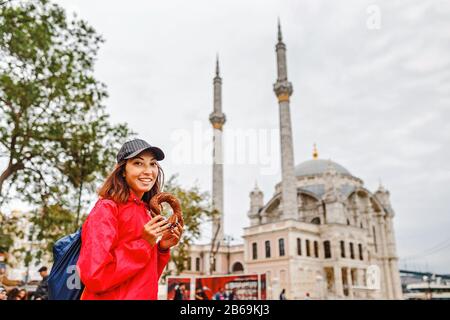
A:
[
  {"left": 0, "top": 161, "right": 24, "bottom": 197},
  {"left": 75, "top": 179, "right": 83, "bottom": 231}
]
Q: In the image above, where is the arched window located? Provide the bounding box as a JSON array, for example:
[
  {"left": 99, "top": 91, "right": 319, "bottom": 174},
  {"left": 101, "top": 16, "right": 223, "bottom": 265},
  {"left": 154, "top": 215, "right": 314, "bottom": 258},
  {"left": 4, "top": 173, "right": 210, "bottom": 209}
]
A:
[
  {"left": 372, "top": 226, "right": 378, "bottom": 253},
  {"left": 252, "top": 242, "right": 258, "bottom": 260},
  {"left": 311, "top": 217, "right": 321, "bottom": 225},
  {"left": 232, "top": 262, "right": 244, "bottom": 273},
  {"left": 340, "top": 240, "right": 346, "bottom": 258},
  {"left": 358, "top": 244, "right": 363, "bottom": 260},
  {"left": 279, "top": 238, "right": 285, "bottom": 257},
  {"left": 265, "top": 240, "right": 271, "bottom": 258},
  {"left": 350, "top": 242, "right": 355, "bottom": 259},
  {"left": 195, "top": 257, "right": 200, "bottom": 271},
  {"left": 314, "top": 241, "right": 319, "bottom": 258},
  {"left": 186, "top": 257, "right": 191, "bottom": 270},
  {"left": 297, "top": 238, "right": 302, "bottom": 256},
  {"left": 324, "top": 241, "right": 331, "bottom": 259},
  {"left": 306, "top": 239, "right": 311, "bottom": 257}
]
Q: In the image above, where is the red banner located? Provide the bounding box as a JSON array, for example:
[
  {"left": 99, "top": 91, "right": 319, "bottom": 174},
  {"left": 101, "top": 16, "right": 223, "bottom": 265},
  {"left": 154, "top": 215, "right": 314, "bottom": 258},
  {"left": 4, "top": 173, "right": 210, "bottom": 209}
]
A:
[
  {"left": 194, "top": 274, "right": 266, "bottom": 300},
  {"left": 167, "top": 274, "right": 267, "bottom": 300}
]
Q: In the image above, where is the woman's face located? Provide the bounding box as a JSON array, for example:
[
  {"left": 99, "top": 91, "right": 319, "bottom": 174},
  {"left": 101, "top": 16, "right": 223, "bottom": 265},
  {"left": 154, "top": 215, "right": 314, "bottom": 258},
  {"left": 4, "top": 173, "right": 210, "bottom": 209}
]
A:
[
  {"left": 124, "top": 150, "right": 159, "bottom": 199},
  {"left": 18, "top": 290, "right": 26, "bottom": 298}
]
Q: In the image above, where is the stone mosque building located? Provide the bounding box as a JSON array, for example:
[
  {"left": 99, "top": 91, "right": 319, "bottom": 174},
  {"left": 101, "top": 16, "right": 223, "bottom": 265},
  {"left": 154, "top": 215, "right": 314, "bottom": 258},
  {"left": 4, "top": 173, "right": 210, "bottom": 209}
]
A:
[{"left": 170, "top": 22, "right": 403, "bottom": 300}]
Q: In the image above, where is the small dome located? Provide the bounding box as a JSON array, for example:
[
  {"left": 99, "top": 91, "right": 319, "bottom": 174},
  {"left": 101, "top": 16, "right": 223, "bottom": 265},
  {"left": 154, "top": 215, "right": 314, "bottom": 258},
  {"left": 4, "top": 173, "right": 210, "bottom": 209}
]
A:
[{"left": 295, "top": 159, "right": 352, "bottom": 177}]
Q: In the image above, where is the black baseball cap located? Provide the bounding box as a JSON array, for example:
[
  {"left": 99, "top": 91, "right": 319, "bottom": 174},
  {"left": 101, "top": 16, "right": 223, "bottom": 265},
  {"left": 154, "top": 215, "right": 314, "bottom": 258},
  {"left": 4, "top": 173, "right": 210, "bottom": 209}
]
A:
[
  {"left": 116, "top": 139, "right": 165, "bottom": 163},
  {"left": 38, "top": 266, "right": 47, "bottom": 272}
]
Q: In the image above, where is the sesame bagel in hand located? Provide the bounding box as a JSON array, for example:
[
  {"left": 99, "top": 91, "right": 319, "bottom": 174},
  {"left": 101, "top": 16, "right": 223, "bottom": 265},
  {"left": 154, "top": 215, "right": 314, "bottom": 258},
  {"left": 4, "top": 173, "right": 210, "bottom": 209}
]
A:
[{"left": 149, "top": 192, "right": 184, "bottom": 229}]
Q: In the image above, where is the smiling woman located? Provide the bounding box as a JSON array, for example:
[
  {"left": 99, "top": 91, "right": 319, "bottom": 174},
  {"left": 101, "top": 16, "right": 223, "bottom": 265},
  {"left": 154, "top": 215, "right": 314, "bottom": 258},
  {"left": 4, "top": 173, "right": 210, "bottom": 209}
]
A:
[
  {"left": 76, "top": 138, "right": 184, "bottom": 300},
  {"left": 124, "top": 152, "right": 159, "bottom": 200}
]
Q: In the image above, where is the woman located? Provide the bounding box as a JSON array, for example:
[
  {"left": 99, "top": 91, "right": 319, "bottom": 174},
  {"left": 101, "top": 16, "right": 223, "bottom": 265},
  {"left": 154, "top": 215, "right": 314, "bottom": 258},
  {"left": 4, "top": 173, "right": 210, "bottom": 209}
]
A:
[
  {"left": 6, "top": 288, "right": 20, "bottom": 300},
  {"left": 76, "top": 139, "right": 183, "bottom": 300},
  {"left": 17, "top": 288, "right": 27, "bottom": 300}
]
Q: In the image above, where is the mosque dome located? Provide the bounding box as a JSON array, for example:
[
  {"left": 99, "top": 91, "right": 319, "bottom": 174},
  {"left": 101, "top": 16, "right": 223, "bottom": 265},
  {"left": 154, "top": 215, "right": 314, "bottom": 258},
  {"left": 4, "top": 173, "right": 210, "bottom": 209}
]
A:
[{"left": 295, "top": 159, "right": 352, "bottom": 177}]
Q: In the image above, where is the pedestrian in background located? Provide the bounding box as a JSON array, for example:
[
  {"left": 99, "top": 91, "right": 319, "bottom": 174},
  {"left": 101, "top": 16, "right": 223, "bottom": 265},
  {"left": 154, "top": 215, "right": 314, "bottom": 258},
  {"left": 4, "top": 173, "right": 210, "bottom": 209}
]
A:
[
  {"left": 0, "top": 286, "right": 7, "bottom": 300},
  {"left": 195, "top": 287, "right": 208, "bottom": 300},
  {"left": 34, "top": 266, "right": 49, "bottom": 300},
  {"left": 213, "top": 287, "right": 226, "bottom": 300},
  {"left": 7, "top": 288, "right": 20, "bottom": 300},
  {"left": 279, "top": 288, "right": 287, "bottom": 300},
  {"left": 17, "top": 288, "right": 27, "bottom": 300},
  {"left": 173, "top": 283, "right": 186, "bottom": 300},
  {"left": 228, "top": 288, "right": 238, "bottom": 300}
]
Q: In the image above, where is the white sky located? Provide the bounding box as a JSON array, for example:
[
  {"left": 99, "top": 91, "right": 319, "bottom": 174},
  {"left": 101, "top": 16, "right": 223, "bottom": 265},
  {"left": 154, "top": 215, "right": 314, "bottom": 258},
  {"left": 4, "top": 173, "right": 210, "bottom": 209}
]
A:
[{"left": 7, "top": 0, "right": 450, "bottom": 274}]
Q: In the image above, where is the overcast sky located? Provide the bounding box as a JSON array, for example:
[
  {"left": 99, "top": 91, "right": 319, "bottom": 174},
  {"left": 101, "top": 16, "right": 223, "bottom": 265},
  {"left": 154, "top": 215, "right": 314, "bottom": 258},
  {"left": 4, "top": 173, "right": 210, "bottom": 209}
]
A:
[{"left": 36, "top": 0, "right": 450, "bottom": 274}]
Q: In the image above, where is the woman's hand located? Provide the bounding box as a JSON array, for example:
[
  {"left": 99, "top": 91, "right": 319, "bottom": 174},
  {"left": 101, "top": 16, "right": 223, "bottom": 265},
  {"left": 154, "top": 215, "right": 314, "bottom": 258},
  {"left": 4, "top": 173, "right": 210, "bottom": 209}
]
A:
[
  {"left": 158, "top": 223, "right": 183, "bottom": 250},
  {"left": 142, "top": 215, "right": 171, "bottom": 246}
]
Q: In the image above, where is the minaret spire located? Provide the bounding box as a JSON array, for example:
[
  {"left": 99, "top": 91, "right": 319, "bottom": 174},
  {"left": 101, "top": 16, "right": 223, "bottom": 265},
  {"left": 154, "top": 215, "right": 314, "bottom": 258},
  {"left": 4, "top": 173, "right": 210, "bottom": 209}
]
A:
[
  {"left": 273, "top": 19, "right": 300, "bottom": 220},
  {"left": 277, "top": 17, "right": 283, "bottom": 42},
  {"left": 210, "top": 55, "right": 226, "bottom": 244},
  {"left": 215, "top": 53, "right": 220, "bottom": 77}
]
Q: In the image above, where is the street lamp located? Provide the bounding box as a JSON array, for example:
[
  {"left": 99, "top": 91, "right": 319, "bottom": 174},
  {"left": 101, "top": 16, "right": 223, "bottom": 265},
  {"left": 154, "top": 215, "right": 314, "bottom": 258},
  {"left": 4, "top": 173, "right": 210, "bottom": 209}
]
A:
[{"left": 223, "top": 235, "right": 235, "bottom": 274}]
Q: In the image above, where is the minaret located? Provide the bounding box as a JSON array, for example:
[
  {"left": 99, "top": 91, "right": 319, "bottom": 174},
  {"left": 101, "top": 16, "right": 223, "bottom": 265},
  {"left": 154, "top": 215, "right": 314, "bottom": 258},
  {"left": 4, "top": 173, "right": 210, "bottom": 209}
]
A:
[
  {"left": 273, "top": 20, "right": 299, "bottom": 220},
  {"left": 209, "top": 55, "right": 226, "bottom": 243}
]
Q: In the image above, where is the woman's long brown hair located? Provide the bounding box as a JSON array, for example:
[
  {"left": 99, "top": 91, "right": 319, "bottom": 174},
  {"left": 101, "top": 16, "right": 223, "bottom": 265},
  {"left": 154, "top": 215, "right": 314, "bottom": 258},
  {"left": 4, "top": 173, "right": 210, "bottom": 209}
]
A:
[{"left": 98, "top": 155, "right": 165, "bottom": 206}]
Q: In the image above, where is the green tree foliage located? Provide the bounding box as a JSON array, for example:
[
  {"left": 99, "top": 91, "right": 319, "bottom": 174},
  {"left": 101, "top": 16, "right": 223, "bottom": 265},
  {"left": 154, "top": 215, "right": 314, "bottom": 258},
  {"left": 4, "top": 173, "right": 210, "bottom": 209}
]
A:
[
  {"left": 0, "top": 211, "right": 16, "bottom": 253},
  {"left": 0, "top": 0, "right": 132, "bottom": 263},
  {"left": 161, "top": 174, "right": 218, "bottom": 278},
  {"left": 0, "top": 1, "right": 215, "bottom": 276}
]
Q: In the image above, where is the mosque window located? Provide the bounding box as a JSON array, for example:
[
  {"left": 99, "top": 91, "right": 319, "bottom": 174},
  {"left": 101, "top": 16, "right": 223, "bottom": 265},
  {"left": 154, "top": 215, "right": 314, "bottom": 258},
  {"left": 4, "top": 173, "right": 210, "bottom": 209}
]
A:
[
  {"left": 350, "top": 242, "right": 355, "bottom": 259},
  {"left": 265, "top": 240, "right": 271, "bottom": 258},
  {"left": 306, "top": 239, "right": 311, "bottom": 257},
  {"left": 324, "top": 241, "right": 331, "bottom": 259},
  {"left": 372, "top": 226, "right": 378, "bottom": 253},
  {"left": 358, "top": 244, "right": 363, "bottom": 260},
  {"left": 187, "top": 257, "right": 192, "bottom": 270},
  {"left": 314, "top": 241, "right": 319, "bottom": 258},
  {"left": 340, "top": 240, "right": 346, "bottom": 258},
  {"left": 232, "top": 262, "right": 244, "bottom": 273},
  {"left": 195, "top": 257, "right": 200, "bottom": 271},
  {"left": 252, "top": 242, "right": 258, "bottom": 260},
  {"left": 322, "top": 202, "right": 327, "bottom": 221},
  {"left": 279, "top": 238, "right": 285, "bottom": 257},
  {"left": 297, "top": 238, "right": 302, "bottom": 256}
]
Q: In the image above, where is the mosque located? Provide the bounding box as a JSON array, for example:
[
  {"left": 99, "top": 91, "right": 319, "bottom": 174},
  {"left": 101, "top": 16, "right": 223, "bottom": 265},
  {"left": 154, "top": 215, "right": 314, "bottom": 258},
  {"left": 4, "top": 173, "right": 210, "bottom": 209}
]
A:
[{"left": 168, "top": 22, "right": 403, "bottom": 300}]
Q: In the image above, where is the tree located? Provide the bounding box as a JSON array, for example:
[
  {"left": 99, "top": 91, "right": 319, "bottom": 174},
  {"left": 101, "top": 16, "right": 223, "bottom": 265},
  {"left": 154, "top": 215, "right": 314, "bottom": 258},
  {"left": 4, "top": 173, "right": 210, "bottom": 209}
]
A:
[
  {"left": 0, "top": 0, "right": 130, "bottom": 201},
  {"left": 0, "top": 0, "right": 132, "bottom": 266},
  {"left": 161, "top": 174, "right": 218, "bottom": 278},
  {"left": 0, "top": 211, "right": 16, "bottom": 254}
]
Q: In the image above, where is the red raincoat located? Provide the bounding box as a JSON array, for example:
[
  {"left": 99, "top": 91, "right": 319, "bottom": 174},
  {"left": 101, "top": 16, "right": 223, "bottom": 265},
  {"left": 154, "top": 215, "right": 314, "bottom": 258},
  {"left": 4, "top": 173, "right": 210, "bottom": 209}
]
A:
[{"left": 76, "top": 192, "right": 170, "bottom": 300}]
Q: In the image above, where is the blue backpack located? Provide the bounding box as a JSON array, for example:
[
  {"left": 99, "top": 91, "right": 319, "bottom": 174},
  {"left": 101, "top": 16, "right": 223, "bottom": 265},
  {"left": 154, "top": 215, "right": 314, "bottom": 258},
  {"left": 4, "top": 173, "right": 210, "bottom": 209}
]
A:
[{"left": 48, "top": 228, "right": 85, "bottom": 300}]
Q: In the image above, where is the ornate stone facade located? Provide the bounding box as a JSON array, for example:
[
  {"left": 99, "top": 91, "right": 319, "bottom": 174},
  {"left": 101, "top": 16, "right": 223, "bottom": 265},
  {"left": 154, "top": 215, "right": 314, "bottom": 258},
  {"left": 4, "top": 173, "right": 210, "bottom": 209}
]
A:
[{"left": 170, "top": 22, "right": 402, "bottom": 300}]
